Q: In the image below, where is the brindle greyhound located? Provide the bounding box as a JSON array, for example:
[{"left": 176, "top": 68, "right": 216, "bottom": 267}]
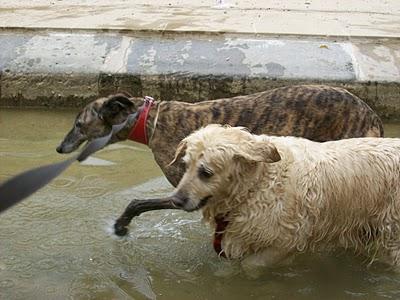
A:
[{"left": 56, "top": 85, "right": 384, "bottom": 236}]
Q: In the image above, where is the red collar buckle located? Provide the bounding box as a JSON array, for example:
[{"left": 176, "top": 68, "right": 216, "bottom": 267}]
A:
[{"left": 128, "top": 96, "right": 155, "bottom": 145}]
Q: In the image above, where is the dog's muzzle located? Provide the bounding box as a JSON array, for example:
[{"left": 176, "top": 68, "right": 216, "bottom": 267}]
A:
[{"left": 177, "top": 193, "right": 212, "bottom": 212}]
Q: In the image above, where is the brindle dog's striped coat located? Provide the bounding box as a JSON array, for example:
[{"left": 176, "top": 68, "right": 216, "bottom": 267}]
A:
[{"left": 57, "top": 85, "right": 383, "bottom": 187}]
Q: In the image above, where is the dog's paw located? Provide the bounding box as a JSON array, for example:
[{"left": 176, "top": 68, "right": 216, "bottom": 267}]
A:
[{"left": 114, "top": 223, "right": 129, "bottom": 236}]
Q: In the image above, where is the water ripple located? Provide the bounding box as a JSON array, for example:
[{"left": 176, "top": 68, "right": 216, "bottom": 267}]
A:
[
  {"left": 36, "top": 258, "right": 57, "bottom": 271},
  {"left": 0, "top": 152, "right": 46, "bottom": 158},
  {"left": 49, "top": 176, "right": 77, "bottom": 188},
  {"left": 0, "top": 279, "right": 15, "bottom": 289}
]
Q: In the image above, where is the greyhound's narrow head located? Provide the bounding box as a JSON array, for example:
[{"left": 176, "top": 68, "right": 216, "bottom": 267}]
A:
[
  {"left": 170, "top": 125, "right": 281, "bottom": 212},
  {"left": 56, "top": 93, "right": 138, "bottom": 154}
]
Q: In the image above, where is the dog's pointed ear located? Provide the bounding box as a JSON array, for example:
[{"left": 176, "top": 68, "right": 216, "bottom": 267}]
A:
[
  {"left": 100, "top": 94, "right": 134, "bottom": 123},
  {"left": 233, "top": 140, "right": 281, "bottom": 164},
  {"left": 168, "top": 140, "right": 187, "bottom": 166}
]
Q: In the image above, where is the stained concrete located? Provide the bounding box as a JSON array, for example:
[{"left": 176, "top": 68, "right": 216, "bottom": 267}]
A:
[
  {"left": 0, "top": 1, "right": 399, "bottom": 120},
  {"left": 125, "top": 36, "right": 356, "bottom": 80}
]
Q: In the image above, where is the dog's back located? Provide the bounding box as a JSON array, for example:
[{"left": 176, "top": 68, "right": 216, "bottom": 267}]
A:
[{"left": 211, "top": 85, "right": 383, "bottom": 141}]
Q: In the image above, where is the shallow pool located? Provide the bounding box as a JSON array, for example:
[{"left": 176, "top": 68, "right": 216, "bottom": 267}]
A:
[{"left": 0, "top": 108, "right": 399, "bottom": 300}]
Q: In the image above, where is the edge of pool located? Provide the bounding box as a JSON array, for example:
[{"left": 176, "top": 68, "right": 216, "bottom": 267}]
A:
[{"left": 0, "top": 29, "right": 399, "bottom": 121}]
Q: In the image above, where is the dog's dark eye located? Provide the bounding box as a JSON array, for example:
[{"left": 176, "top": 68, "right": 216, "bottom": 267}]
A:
[
  {"left": 198, "top": 165, "right": 213, "bottom": 180},
  {"left": 76, "top": 121, "right": 83, "bottom": 128}
]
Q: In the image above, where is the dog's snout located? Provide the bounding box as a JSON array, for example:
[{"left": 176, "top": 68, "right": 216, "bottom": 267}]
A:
[
  {"left": 172, "top": 190, "right": 211, "bottom": 212},
  {"left": 56, "top": 145, "right": 63, "bottom": 153},
  {"left": 173, "top": 191, "right": 189, "bottom": 208}
]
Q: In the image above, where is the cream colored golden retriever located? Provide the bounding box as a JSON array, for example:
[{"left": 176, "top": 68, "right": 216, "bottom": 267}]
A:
[{"left": 170, "top": 124, "right": 400, "bottom": 270}]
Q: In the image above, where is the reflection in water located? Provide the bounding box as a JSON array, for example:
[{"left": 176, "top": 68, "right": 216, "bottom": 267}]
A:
[{"left": 0, "top": 108, "right": 399, "bottom": 300}]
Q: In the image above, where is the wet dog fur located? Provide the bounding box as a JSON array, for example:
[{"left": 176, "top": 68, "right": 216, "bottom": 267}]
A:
[{"left": 168, "top": 125, "right": 400, "bottom": 269}]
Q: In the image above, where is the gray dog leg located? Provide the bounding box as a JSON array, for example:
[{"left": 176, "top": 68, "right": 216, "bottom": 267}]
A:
[{"left": 114, "top": 196, "right": 182, "bottom": 236}]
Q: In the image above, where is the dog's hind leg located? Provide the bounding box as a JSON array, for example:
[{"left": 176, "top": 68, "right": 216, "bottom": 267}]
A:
[{"left": 114, "top": 196, "right": 183, "bottom": 236}]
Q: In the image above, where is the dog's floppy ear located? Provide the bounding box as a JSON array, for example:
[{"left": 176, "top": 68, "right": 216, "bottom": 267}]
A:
[
  {"left": 100, "top": 94, "right": 134, "bottom": 123},
  {"left": 168, "top": 140, "right": 187, "bottom": 166},
  {"left": 233, "top": 140, "right": 281, "bottom": 164}
]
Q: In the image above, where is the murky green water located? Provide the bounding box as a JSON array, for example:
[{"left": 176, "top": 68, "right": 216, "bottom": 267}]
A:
[{"left": 0, "top": 108, "right": 399, "bottom": 300}]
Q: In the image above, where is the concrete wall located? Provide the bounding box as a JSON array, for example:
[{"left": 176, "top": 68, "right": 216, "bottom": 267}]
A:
[{"left": 0, "top": 31, "right": 399, "bottom": 120}]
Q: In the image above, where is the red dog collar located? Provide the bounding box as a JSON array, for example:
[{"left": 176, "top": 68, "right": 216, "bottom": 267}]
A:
[
  {"left": 213, "top": 215, "right": 229, "bottom": 258},
  {"left": 128, "top": 96, "right": 155, "bottom": 145}
]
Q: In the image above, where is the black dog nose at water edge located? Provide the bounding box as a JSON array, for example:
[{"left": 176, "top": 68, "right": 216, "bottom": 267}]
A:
[{"left": 0, "top": 112, "right": 138, "bottom": 213}]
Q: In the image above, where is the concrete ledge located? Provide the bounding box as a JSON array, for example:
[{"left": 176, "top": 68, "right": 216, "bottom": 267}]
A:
[
  {"left": 0, "top": 30, "right": 399, "bottom": 120},
  {"left": 1, "top": 0, "right": 399, "bottom": 38}
]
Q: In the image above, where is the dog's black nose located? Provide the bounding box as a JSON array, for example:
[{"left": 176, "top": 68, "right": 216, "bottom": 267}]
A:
[
  {"left": 173, "top": 191, "right": 189, "bottom": 208},
  {"left": 56, "top": 145, "right": 63, "bottom": 153}
]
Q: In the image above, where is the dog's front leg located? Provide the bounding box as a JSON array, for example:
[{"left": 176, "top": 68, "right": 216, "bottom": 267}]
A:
[
  {"left": 114, "top": 196, "right": 182, "bottom": 236},
  {"left": 241, "top": 247, "right": 294, "bottom": 278}
]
